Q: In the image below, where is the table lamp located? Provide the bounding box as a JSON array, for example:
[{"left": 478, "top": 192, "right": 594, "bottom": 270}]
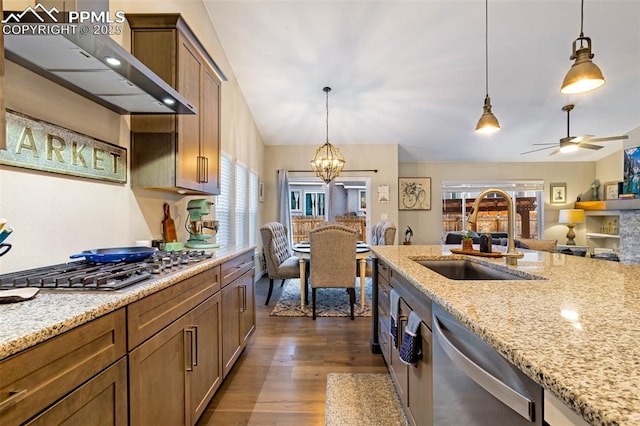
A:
[{"left": 558, "top": 209, "right": 585, "bottom": 245}]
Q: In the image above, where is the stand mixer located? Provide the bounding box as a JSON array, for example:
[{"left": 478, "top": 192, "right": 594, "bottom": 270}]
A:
[{"left": 185, "top": 199, "right": 219, "bottom": 249}]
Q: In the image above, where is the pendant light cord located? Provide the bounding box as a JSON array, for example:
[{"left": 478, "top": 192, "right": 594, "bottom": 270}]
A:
[
  {"left": 579, "top": 0, "right": 585, "bottom": 47},
  {"left": 324, "top": 87, "right": 331, "bottom": 144},
  {"left": 484, "top": 0, "right": 489, "bottom": 97}
]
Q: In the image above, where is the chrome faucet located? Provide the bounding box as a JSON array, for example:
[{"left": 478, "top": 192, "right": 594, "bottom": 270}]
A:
[{"left": 466, "top": 188, "right": 524, "bottom": 266}]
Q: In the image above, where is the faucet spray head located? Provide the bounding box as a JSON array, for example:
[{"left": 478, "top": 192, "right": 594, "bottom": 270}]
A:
[{"left": 467, "top": 205, "right": 478, "bottom": 225}]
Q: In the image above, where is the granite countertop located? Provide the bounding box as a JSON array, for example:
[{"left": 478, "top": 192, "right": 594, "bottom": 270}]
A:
[
  {"left": 370, "top": 245, "right": 640, "bottom": 426},
  {"left": 0, "top": 245, "right": 255, "bottom": 360}
]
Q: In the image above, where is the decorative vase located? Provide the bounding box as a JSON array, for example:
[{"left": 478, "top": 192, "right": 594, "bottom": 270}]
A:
[{"left": 462, "top": 240, "right": 473, "bottom": 251}]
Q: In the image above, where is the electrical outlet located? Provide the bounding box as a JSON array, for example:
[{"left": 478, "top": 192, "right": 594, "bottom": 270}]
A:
[{"left": 381, "top": 213, "right": 388, "bottom": 220}]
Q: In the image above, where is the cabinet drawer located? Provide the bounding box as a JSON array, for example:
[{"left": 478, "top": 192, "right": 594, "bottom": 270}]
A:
[
  {"left": 0, "top": 309, "right": 126, "bottom": 426},
  {"left": 128, "top": 266, "right": 220, "bottom": 349},
  {"left": 378, "top": 259, "right": 391, "bottom": 283},
  {"left": 378, "top": 279, "right": 390, "bottom": 312},
  {"left": 378, "top": 316, "right": 390, "bottom": 363},
  {"left": 221, "top": 251, "right": 254, "bottom": 287},
  {"left": 26, "top": 357, "right": 128, "bottom": 425}
]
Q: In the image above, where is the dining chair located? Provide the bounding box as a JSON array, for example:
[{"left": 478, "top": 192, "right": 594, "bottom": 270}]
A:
[
  {"left": 361, "top": 220, "right": 396, "bottom": 276},
  {"left": 260, "top": 222, "right": 307, "bottom": 305},
  {"left": 371, "top": 220, "right": 397, "bottom": 246},
  {"left": 309, "top": 223, "right": 357, "bottom": 320}
]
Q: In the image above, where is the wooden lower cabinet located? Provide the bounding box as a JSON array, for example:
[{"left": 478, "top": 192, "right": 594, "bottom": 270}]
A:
[
  {"left": 388, "top": 299, "right": 410, "bottom": 405},
  {"left": 1, "top": 253, "right": 253, "bottom": 426},
  {"left": 221, "top": 268, "right": 256, "bottom": 377},
  {"left": 26, "top": 358, "right": 128, "bottom": 426},
  {"left": 382, "top": 273, "right": 433, "bottom": 426},
  {"left": 388, "top": 298, "right": 433, "bottom": 426},
  {"left": 0, "top": 309, "right": 126, "bottom": 426},
  {"left": 406, "top": 322, "right": 433, "bottom": 426},
  {"left": 190, "top": 293, "right": 223, "bottom": 421},
  {"left": 128, "top": 292, "right": 222, "bottom": 426}
]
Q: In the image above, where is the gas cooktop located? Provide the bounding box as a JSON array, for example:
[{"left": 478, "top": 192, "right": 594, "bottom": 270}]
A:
[{"left": 0, "top": 250, "right": 214, "bottom": 291}]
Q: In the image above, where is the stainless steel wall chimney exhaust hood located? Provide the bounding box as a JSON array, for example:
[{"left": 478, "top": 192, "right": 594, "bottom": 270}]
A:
[{"left": 3, "top": 28, "right": 198, "bottom": 115}]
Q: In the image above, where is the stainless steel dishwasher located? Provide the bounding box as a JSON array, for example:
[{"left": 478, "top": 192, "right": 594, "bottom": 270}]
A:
[{"left": 432, "top": 304, "right": 543, "bottom": 425}]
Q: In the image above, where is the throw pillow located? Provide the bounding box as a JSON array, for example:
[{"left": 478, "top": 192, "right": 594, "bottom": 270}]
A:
[{"left": 518, "top": 238, "right": 557, "bottom": 253}]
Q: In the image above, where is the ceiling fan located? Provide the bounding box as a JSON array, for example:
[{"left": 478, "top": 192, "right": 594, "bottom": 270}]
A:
[{"left": 520, "top": 104, "right": 629, "bottom": 156}]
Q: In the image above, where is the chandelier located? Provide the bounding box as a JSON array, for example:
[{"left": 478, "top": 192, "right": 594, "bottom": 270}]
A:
[{"left": 310, "top": 87, "right": 345, "bottom": 184}]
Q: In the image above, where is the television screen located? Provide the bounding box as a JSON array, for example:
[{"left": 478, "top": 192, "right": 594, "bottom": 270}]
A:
[{"left": 623, "top": 147, "right": 640, "bottom": 195}]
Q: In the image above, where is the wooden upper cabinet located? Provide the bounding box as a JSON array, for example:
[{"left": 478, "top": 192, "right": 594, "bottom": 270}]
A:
[
  {"left": 176, "top": 36, "right": 202, "bottom": 191},
  {"left": 128, "top": 14, "right": 222, "bottom": 195},
  {"left": 201, "top": 67, "right": 221, "bottom": 194}
]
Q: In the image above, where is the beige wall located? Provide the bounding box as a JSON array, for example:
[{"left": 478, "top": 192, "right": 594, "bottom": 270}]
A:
[
  {"left": 594, "top": 125, "right": 640, "bottom": 196},
  {"left": 263, "top": 144, "right": 399, "bottom": 242},
  {"left": 398, "top": 161, "right": 597, "bottom": 246},
  {"left": 0, "top": 0, "right": 263, "bottom": 272},
  {"left": 402, "top": 124, "right": 640, "bottom": 246}
]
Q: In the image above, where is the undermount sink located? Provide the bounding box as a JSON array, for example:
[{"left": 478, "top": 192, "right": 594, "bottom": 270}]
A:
[{"left": 416, "top": 260, "right": 541, "bottom": 281}]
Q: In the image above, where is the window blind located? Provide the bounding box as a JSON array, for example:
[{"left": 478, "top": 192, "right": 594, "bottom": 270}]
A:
[
  {"left": 235, "top": 162, "right": 248, "bottom": 246},
  {"left": 215, "top": 153, "right": 232, "bottom": 247},
  {"left": 249, "top": 170, "right": 259, "bottom": 246}
]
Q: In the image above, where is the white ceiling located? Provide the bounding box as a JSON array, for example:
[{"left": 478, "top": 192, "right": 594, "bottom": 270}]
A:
[{"left": 203, "top": 0, "right": 640, "bottom": 163}]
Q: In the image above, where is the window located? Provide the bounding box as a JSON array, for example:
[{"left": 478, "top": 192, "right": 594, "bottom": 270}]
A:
[
  {"left": 441, "top": 181, "right": 544, "bottom": 239},
  {"left": 215, "top": 153, "right": 232, "bottom": 247},
  {"left": 249, "top": 170, "right": 259, "bottom": 246},
  {"left": 305, "top": 192, "right": 325, "bottom": 216},
  {"left": 235, "top": 162, "right": 248, "bottom": 246}
]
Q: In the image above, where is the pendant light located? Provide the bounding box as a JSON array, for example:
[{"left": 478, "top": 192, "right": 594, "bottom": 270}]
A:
[
  {"left": 560, "top": 0, "right": 605, "bottom": 95},
  {"left": 475, "top": 0, "right": 500, "bottom": 134},
  {"left": 310, "top": 87, "right": 345, "bottom": 184}
]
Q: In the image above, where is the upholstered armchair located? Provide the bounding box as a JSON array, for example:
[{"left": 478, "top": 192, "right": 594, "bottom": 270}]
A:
[
  {"left": 309, "top": 223, "right": 357, "bottom": 320},
  {"left": 260, "top": 222, "right": 306, "bottom": 305}
]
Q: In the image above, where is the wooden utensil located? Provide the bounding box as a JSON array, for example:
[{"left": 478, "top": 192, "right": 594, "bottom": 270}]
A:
[{"left": 162, "top": 203, "right": 178, "bottom": 243}]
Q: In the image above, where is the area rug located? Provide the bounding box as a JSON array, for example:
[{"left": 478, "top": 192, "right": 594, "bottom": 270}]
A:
[
  {"left": 325, "top": 373, "right": 408, "bottom": 426},
  {"left": 270, "top": 278, "right": 372, "bottom": 317}
]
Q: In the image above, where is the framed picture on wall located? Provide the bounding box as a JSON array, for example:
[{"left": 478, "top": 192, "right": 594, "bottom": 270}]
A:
[
  {"left": 623, "top": 147, "right": 640, "bottom": 196},
  {"left": 604, "top": 181, "right": 620, "bottom": 200},
  {"left": 377, "top": 184, "right": 390, "bottom": 203},
  {"left": 399, "top": 177, "right": 431, "bottom": 210},
  {"left": 550, "top": 182, "right": 566, "bottom": 205}
]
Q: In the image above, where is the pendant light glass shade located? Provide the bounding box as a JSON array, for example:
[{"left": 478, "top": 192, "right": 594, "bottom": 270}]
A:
[
  {"left": 560, "top": 0, "right": 605, "bottom": 94},
  {"left": 475, "top": 0, "right": 500, "bottom": 134},
  {"left": 310, "top": 87, "right": 345, "bottom": 184},
  {"left": 475, "top": 95, "right": 500, "bottom": 134}
]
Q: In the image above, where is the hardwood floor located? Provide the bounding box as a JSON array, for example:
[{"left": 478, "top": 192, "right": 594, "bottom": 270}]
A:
[{"left": 197, "top": 276, "right": 388, "bottom": 425}]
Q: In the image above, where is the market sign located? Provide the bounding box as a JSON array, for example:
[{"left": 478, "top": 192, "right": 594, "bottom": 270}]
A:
[{"left": 1, "top": 110, "right": 127, "bottom": 184}]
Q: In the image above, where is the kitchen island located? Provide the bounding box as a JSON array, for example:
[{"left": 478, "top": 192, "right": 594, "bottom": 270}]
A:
[{"left": 370, "top": 245, "right": 640, "bottom": 426}]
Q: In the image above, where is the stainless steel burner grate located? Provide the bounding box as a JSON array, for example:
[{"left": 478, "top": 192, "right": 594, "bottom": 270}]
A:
[{"left": 0, "top": 250, "right": 214, "bottom": 291}]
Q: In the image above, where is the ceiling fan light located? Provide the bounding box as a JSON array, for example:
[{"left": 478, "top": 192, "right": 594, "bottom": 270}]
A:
[
  {"left": 560, "top": 143, "right": 579, "bottom": 153},
  {"left": 475, "top": 96, "right": 500, "bottom": 134}
]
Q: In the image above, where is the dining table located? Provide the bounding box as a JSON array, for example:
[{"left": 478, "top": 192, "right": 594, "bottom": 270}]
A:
[{"left": 292, "top": 241, "right": 371, "bottom": 308}]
